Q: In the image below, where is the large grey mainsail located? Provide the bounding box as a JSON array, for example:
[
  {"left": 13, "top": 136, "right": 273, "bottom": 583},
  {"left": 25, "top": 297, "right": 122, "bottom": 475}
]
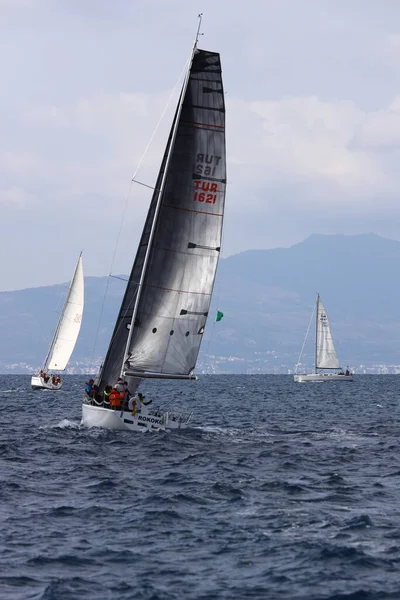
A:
[{"left": 98, "top": 49, "right": 226, "bottom": 394}]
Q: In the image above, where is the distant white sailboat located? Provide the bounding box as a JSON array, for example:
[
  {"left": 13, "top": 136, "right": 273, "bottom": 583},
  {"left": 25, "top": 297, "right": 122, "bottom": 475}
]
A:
[
  {"left": 31, "top": 253, "right": 84, "bottom": 390},
  {"left": 294, "top": 294, "right": 353, "bottom": 383}
]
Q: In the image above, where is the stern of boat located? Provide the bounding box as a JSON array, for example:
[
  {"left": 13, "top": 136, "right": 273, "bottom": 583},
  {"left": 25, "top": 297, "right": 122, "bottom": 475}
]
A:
[
  {"left": 82, "top": 403, "right": 125, "bottom": 429},
  {"left": 164, "top": 410, "right": 193, "bottom": 429},
  {"left": 31, "top": 375, "right": 63, "bottom": 390}
]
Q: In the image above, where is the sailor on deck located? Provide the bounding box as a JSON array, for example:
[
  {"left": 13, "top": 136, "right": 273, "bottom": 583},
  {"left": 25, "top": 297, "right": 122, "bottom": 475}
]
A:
[
  {"left": 103, "top": 385, "right": 112, "bottom": 408},
  {"left": 85, "top": 379, "right": 95, "bottom": 398},
  {"left": 109, "top": 378, "right": 127, "bottom": 410},
  {"left": 137, "top": 392, "right": 152, "bottom": 414}
]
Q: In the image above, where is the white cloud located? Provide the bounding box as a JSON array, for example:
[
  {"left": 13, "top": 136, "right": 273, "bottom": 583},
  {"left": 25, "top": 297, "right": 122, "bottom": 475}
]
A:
[
  {"left": 2, "top": 0, "right": 400, "bottom": 289},
  {"left": 0, "top": 186, "right": 36, "bottom": 207},
  {"left": 354, "top": 96, "right": 400, "bottom": 148},
  {"left": 227, "top": 94, "right": 400, "bottom": 210},
  {"left": 4, "top": 89, "right": 400, "bottom": 251}
]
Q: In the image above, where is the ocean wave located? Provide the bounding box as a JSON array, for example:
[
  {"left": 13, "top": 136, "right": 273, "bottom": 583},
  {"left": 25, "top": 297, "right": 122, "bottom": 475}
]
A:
[{"left": 2, "top": 373, "right": 400, "bottom": 599}]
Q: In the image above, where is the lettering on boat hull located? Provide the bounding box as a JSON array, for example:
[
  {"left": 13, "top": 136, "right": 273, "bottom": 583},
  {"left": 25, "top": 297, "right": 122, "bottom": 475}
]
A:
[{"left": 138, "top": 415, "right": 163, "bottom": 426}]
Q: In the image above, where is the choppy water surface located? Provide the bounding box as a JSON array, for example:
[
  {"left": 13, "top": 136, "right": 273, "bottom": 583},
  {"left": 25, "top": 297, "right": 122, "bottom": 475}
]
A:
[{"left": 1, "top": 375, "right": 400, "bottom": 599}]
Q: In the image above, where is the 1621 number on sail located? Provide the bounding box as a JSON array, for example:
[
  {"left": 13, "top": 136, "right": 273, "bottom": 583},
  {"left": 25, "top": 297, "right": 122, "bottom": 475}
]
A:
[{"left": 193, "top": 180, "right": 218, "bottom": 204}]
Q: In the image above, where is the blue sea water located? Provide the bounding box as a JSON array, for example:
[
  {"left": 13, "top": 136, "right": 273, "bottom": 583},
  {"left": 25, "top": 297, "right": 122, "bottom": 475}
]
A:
[{"left": 1, "top": 374, "right": 400, "bottom": 600}]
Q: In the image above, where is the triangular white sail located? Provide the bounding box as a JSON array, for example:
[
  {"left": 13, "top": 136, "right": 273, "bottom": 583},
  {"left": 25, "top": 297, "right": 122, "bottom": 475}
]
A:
[
  {"left": 316, "top": 296, "right": 340, "bottom": 370},
  {"left": 45, "top": 254, "right": 84, "bottom": 371}
]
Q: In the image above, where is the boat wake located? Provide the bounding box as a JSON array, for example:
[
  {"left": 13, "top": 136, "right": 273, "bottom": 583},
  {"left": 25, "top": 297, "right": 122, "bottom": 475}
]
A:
[{"left": 40, "top": 418, "right": 81, "bottom": 430}]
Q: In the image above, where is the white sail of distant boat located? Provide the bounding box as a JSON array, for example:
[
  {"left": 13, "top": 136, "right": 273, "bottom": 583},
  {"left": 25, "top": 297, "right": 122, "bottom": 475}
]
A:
[
  {"left": 31, "top": 253, "right": 84, "bottom": 390},
  {"left": 82, "top": 17, "right": 227, "bottom": 431},
  {"left": 293, "top": 294, "right": 353, "bottom": 382}
]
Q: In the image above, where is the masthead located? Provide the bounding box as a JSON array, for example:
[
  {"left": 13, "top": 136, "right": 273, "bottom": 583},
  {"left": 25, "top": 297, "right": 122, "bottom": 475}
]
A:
[{"left": 195, "top": 13, "right": 203, "bottom": 47}]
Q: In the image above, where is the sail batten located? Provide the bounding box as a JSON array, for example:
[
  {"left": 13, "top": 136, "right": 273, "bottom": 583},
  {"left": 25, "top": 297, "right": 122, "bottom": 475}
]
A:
[
  {"left": 98, "top": 49, "right": 226, "bottom": 394},
  {"left": 315, "top": 296, "right": 340, "bottom": 370},
  {"left": 124, "top": 371, "right": 197, "bottom": 380},
  {"left": 45, "top": 254, "right": 84, "bottom": 372}
]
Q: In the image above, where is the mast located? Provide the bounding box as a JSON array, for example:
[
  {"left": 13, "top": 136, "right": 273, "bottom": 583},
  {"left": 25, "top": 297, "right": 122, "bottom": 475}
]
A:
[
  {"left": 195, "top": 12, "right": 203, "bottom": 45},
  {"left": 43, "top": 251, "right": 83, "bottom": 372},
  {"left": 314, "top": 293, "right": 319, "bottom": 374},
  {"left": 119, "top": 16, "right": 203, "bottom": 379}
]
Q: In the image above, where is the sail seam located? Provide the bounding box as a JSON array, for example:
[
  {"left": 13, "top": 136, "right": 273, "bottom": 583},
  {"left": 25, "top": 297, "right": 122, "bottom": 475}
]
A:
[
  {"left": 190, "top": 76, "right": 222, "bottom": 81},
  {"left": 182, "top": 120, "right": 225, "bottom": 129},
  {"left": 192, "top": 104, "right": 224, "bottom": 112},
  {"left": 146, "top": 284, "right": 211, "bottom": 296},
  {"left": 164, "top": 205, "right": 223, "bottom": 217}
]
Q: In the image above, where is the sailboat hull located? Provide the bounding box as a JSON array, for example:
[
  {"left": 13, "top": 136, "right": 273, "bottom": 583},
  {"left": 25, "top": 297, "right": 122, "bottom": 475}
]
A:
[
  {"left": 293, "top": 373, "right": 353, "bottom": 383},
  {"left": 31, "top": 376, "right": 63, "bottom": 390},
  {"left": 81, "top": 403, "right": 191, "bottom": 432}
]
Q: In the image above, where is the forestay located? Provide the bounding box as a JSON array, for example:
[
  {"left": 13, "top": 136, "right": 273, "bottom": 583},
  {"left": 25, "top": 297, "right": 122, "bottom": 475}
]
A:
[
  {"left": 98, "top": 49, "right": 226, "bottom": 393},
  {"left": 45, "top": 254, "right": 84, "bottom": 371},
  {"left": 316, "top": 297, "right": 340, "bottom": 370}
]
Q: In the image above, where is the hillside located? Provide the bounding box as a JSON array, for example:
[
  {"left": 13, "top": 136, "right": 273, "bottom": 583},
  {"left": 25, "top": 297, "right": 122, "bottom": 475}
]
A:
[{"left": 1, "top": 233, "right": 400, "bottom": 374}]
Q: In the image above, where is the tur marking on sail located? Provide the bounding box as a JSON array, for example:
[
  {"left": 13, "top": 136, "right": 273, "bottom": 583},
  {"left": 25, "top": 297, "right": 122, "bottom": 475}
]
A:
[
  {"left": 82, "top": 22, "right": 227, "bottom": 431},
  {"left": 31, "top": 253, "right": 84, "bottom": 390},
  {"left": 293, "top": 294, "right": 353, "bottom": 383}
]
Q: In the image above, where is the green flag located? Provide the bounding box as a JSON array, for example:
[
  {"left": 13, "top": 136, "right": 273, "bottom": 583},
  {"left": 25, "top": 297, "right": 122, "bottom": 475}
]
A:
[{"left": 216, "top": 311, "right": 224, "bottom": 322}]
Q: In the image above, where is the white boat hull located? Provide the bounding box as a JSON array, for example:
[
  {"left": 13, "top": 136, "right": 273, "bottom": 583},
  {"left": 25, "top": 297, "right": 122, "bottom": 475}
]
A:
[
  {"left": 81, "top": 402, "right": 191, "bottom": 432},
  {"left": 31, "top": 375, "right": 63, "bottom": 390},
  {"left": 293, "top": 373, "right": 353, "bottom": 383}
]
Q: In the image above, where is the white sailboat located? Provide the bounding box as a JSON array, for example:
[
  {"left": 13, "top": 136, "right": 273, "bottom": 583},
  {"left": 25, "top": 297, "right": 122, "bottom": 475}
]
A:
[
  {"left": 294, "top": 294, "right": 353, "bottom": 383},
  {"left": 31, "top": 253, "right": 84, "bottom": 390},
  {"left": 82, "top": 23, "right": 227, "bottom": 431}
]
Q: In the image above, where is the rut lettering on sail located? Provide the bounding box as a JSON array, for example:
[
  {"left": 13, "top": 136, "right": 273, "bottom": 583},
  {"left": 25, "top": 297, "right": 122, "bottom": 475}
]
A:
[{"left": 193, "top": 154, "right": 222, "bottom": 204}]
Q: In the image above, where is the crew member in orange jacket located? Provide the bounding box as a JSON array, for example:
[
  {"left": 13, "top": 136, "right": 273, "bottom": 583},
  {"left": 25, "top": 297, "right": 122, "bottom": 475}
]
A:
[{"left": 109, "top": 378, "right": 126, "bottom": 409}]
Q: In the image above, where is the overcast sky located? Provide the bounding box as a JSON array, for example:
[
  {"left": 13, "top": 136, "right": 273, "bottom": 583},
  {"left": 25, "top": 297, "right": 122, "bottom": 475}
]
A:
[{"left": 2, "top": 0, "right": 400, "bottom": 290}]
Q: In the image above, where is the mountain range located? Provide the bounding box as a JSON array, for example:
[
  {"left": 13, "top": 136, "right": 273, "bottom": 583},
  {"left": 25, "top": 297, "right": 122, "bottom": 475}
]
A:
[{"left": 1, "top": 233, "right": 400, "bottom": 374}]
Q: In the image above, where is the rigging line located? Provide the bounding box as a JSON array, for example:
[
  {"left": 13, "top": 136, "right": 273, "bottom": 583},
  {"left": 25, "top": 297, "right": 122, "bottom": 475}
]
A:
[
  {"left": 88, "top": 55, "right": 192, "bottom": 375},
  {"left": 131, "top": 54, "right": 192, "bottom": 183},
  {"left": 132, "top": 179, "right": 158, "bottom": 191},
  {"left": 205, "top": 192, "right": 225, "bottom": 368},
  {"left": 109, "top": 274, "right": 129, "bottom": 282},
  {"left": 203, "top": 294, "right": 222, "bottom": 372},
  {"left": 294, "top": 303, "right": 316, "bottom": 374},
  {"left": 203, "top": 319, "right": 216, "bottom": 372},
  {"left": 36, "top": 282, "right": 65, "bottom": 367},
  {"left": 109, "top": 50, "right": 192, "bottom": 279},
  {"left": 88, "top": 278, "right": 139, "bottom": 378},
  {"left": 88, "top": 276, "right": 110, "bottom": 375}
]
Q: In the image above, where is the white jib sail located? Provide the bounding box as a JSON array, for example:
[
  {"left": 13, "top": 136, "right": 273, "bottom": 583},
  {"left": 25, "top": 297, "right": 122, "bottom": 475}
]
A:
[
  {"left": 45, "top": 254, "right": 84, "bottom": 371},
  {"left": 316, "top": 297, "right": 340, "bottom": 369}
]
